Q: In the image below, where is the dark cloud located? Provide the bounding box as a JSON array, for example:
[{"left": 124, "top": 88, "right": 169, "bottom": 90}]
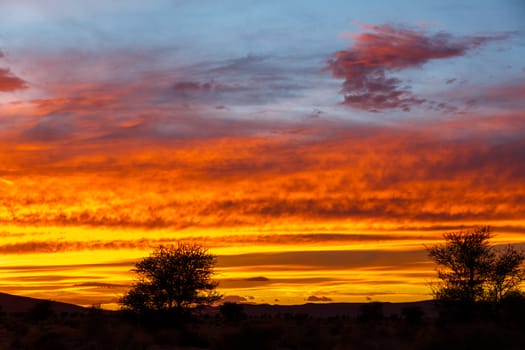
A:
[
  {"left": 20, "top": 115, "right": 76, "bottom": 142},
  {"left": 168, "top": 54, "right": 313, "bottom": 107},
  {"left": 210, "top": 233, "right": 438, "bottom": 246},
  {"left": 170, "top": 77, "right": 305, "bottom": 106},
  {"left": 0, "top": 260, "right": 134, "bottom": 272},
  {"left": 326, "top": 24, "right": 509, "bottom": 111},
  {"left": 0, "top": 285, "right": 71, "bottom": 292},
  {"left": 2, "top": 275, "right": 99, "bottom": 282},
  {"left": 216, "top": 243, "right": 525, "bottom": 272},
  {"left": 306, "top": 295, "right": 332, "bottom": 302},
  {"left": 217, "top": 249, "right": 430, "bottom": 270},
  {"left": 207, "top": 54, "right": 264, "bottom": 74},
  {"left": 0, "top": 239, "right": 174, "bottom": 254},
  {"left": 0, "top": 233, "right": 439, "bottom": 255},
  {"left": 45, "top": 101, "right": 307, "bottom": 144},
  {"left": 200, "top": 192, "right": 525, "bottom": 223},
  {"left": 218, "top": 277, "right": 272, "bottom": 289},
  {"left": 244, "top": 276, "right": 270, "bottom": 282},
  {"left": 172, "top": 80, "right": 216, "bottom": 98},
  {"left": 72, "top": 282, "right": 126, "bottom": 288},
  {"left": 460, "top": 83, "right": 525, "bottom": 109},
  {"left": 0, "top": 68, "right": 28, "bottom": 92}
]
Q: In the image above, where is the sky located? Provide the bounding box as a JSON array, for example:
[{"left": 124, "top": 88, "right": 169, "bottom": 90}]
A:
[{"left": 0, "top": 0, "right": 524, "bottom": 308}]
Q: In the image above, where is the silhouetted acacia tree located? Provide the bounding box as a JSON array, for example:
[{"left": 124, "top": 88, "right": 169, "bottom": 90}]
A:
[
  {"left": 120, "top": 243, "right": 221, "bottom": 317},
  {"left": 428, "top": 226, "right": 524, "bottom": 306}
]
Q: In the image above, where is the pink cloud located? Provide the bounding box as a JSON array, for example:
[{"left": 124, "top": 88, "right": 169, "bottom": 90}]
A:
[
  {"left": 0, "top": 68, "right": 28, "bottom": 92},
  {"left": 326, "top": 24, "right": 509, "bottom": 111}
]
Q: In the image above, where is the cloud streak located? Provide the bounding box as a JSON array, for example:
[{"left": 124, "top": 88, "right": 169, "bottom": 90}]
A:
[
  {"left": 0, "top": 233, "right": 442, "bottom": 255},
  {"left": 326, "top": 24, "right": 510, "bottom": 111}
]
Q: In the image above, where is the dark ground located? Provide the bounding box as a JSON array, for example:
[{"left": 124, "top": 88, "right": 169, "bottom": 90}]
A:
[{"left": 1, "top": 292, "right": 524, "bottom": 350}]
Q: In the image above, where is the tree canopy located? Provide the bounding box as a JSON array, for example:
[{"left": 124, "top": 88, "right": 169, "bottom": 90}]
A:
[
  {"left": 428, "top": 226, "right": 524, "bottom": 306},
  {"left": 120, "top": 243, "right": 221, "bottom": 317}
]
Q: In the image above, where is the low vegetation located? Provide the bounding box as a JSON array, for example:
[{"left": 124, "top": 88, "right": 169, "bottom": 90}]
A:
[{"left": 1, "top": 298, "right": 525, "bottom": 350}]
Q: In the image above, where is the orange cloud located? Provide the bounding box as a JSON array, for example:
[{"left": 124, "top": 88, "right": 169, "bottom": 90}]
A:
[{"left": 1, "top": 113, "right": 525, "bottom": 230}]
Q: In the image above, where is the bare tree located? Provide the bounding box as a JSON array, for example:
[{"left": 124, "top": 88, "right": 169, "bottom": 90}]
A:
[{"left": 120, "top": 243, "right": 221, "bottom": 318}]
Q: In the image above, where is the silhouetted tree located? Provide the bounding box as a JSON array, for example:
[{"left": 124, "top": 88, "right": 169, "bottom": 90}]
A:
[
  {"left": 120, "top": 243, "right": 221, "bottom": 318},
  {"left": 428, "top": 226, "right": 494, "bottom": 305},
  {"left": 428, "top": 226, "right": 524, "bottom": 307},
  {"left": 488, "top": 245, "right": 525, "bottom": 303}
]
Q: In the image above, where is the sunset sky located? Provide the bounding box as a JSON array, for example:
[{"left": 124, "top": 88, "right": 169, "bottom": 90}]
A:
[{"left": 1, "top": 0, "right": 524, "bottom": 309}]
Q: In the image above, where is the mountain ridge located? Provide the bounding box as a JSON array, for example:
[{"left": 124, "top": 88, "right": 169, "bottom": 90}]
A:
[
  {"left": 0, "top": 291, "right": 437, "bottom": 317},
  {"left": 0, "top": 292, "right": 85, "bottom": 313}
]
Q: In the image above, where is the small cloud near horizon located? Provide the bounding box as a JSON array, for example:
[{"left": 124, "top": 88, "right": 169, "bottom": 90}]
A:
[
  {"left": 222, "top": 295, "right": 248, "bottom": 303},
  {"left": 307, "top": 295, "right": 333, "bottom": 302}
]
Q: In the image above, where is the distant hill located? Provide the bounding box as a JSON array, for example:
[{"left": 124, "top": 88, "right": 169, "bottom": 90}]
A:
[
  {"left": 237, "top": 300, "right": 438, "bottom": 318},
  {"left": 0, "top": 291, "right": 436, "bottom": 318},
  {"left": 0, "top": 292, "right": 85, "bottom": 314}
]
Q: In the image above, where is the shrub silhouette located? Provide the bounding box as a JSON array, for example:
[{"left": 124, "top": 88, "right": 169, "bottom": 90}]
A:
[
  {"left": 220, "top": 324, "right": 282, "bottom": 350},
  {"left": 499, "top": 291, "right": 525, "bottom": 325},
  {"left": 219, "top": 302, "right": 246, "bottom": 323},
  {"left": 120, "top": 243, "right": 221, "bottom": 320},
  {"left": 27, "top": 300, "right": 55, "bottom": 323},
  {"left": 401, "top": 305, "right": 424, "bottom": 325},
  {"left": 32, "top": 331, "right": 66, "bottom": 350},
  {"left": 357, "top": 301, "right": 383, "bottom": 322}
]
